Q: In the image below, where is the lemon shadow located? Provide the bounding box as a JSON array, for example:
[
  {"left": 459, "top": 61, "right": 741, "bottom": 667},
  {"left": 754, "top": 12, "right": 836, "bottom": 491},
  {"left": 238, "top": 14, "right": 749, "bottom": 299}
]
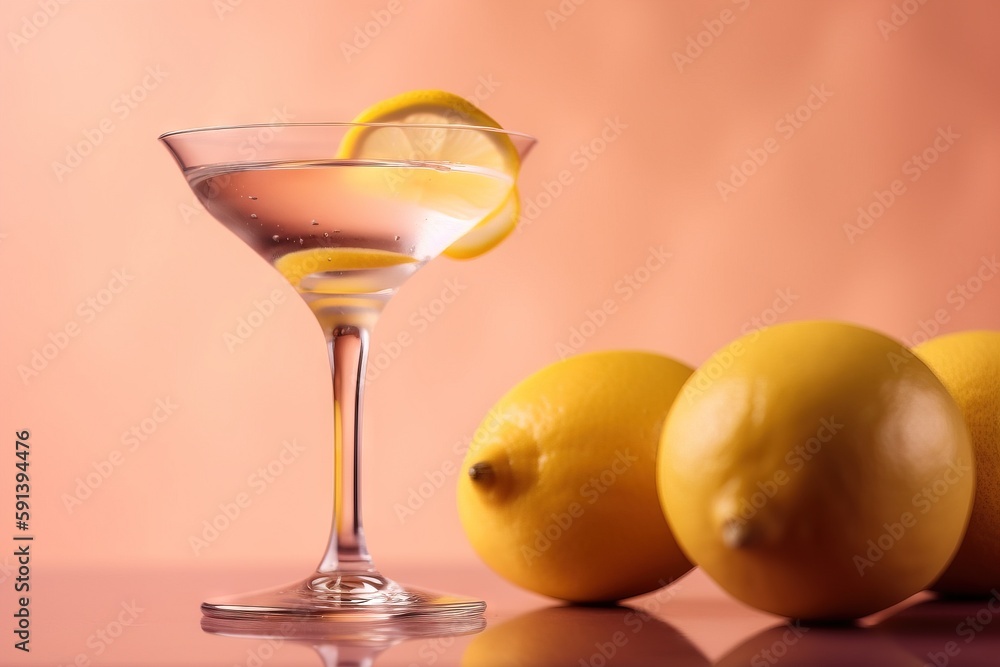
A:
[
  {"left": 871, "top": 595, "right": 1000, "bottom": 667},
  {"left": 462, "top": 604, "right": 709, "bottom": 667},
  {"left": 715, "top": 621, "right": 924, "bottom": 667}
]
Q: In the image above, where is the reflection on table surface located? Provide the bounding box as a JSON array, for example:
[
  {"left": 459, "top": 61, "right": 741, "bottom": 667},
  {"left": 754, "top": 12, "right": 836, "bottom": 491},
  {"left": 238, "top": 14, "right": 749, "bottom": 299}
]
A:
[{"left": 5, "top": 565, "right": 999, "bottom": 665}]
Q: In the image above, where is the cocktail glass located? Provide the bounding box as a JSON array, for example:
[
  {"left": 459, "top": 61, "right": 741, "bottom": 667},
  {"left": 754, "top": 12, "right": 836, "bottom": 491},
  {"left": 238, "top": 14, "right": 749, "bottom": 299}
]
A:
[{"left": 160, "top": 122, "right": 535, "bottom": 621}]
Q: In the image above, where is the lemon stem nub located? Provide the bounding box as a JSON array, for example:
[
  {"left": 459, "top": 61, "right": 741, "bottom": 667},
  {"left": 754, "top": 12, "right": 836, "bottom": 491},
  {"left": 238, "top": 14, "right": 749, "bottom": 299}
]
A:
[
  {"left": 469, "top": 462, "right": 494, "bottom": 483},
  {"left": 722, "top": 518, "right": 755, "bottom": 549}
]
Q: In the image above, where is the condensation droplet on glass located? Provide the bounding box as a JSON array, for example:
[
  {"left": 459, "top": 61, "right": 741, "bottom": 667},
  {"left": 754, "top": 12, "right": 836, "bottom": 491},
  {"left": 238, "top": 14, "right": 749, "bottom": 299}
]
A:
[
  {"left": 394, "top": 235, "right": 400, "bottom": 241},
  {"left": 271, "top": 235, "right": 280, "bottom": 242},
  {"left": 310, "top": 219, "right": 319, "bottom": 226},
  {"left": 250, "top": 213, "right": 258, "bottom": 219},
  {"left": 298, "top": 238, "right": 304, "bottom": 244},
  {"left": 249, "top": 196, "right": 258, "bottom": 201},
  {"left": 323, "top": 232, "right": 330, "bottom": 238}
]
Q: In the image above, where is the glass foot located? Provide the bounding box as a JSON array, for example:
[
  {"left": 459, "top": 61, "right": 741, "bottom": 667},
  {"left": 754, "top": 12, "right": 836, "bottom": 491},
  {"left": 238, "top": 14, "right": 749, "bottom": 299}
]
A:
[
  {"left": 203, "top": 607, "right": 485, "bottom": 667},
  {"left": 202, "top": 571, "right": 485, "bottom": 622}
]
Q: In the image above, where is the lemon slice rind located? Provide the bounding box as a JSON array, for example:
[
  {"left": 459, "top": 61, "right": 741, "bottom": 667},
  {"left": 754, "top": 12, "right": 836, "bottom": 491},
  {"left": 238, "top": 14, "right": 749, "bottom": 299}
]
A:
[{"left": 337, "top": 90, "right": 521, "bottom": 260}]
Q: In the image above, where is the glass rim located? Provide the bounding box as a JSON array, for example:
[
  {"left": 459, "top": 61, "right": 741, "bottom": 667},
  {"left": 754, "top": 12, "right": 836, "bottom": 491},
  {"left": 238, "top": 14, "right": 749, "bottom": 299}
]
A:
[{"left": 157, "top": 121, "right": 537, "bottom": 143}]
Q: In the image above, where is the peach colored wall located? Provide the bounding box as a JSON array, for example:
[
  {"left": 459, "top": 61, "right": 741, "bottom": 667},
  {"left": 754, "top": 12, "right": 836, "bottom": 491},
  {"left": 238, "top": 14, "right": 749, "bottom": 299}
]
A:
[{"left": 1, "top": 0, "right": 998, "bottom": 574}]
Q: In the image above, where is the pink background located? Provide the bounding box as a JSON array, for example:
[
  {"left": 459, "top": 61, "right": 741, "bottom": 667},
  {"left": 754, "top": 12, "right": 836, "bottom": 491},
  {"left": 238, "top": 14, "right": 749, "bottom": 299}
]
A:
[{"left": 1, "top": 0, "right": 998, "bottom": 583}]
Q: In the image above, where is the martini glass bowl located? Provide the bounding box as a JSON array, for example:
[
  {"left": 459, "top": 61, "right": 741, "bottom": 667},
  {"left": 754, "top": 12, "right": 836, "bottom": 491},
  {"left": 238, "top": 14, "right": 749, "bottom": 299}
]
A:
[{"left": 160, "top": 122, "right": 535, "bottom": 622}]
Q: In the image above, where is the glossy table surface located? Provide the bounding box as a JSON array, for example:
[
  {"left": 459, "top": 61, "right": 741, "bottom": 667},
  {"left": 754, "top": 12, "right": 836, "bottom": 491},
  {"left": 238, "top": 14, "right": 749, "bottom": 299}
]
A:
[{"left": 5, "top": 563, "right": 999, "bottom": 666}]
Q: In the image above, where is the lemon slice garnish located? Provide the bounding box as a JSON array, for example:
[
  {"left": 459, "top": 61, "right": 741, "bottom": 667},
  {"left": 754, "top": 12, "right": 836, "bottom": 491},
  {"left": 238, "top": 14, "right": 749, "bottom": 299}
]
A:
[
  {"left": 339, "top": 90, "right": 522, "bottom": 259},
  {"left": 440, "top": 187, "right": 520, "bottom": 260},
  {"left": 274, "top": 247, "right": 417, "bottom": 288}
]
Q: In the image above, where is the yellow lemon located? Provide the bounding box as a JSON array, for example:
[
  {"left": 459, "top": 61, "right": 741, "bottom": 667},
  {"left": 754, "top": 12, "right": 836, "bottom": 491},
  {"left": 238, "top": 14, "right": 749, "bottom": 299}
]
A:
[
  {"left": 340, "top": 89, "right": 523, "bottom": 259},
  {"left": 915, "top": 330, "right": 1000, "bottom": 597},
  {"left": 658, "top": 321, "right": 974, "bottom": 620},
  {"left": 457, "top": 350, "right": 695, "bottom": 604}
]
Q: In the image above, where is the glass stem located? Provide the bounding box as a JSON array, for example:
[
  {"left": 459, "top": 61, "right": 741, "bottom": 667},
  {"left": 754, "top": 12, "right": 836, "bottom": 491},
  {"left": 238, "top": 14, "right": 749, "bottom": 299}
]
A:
[{"left": 317, "top": 323, "right": 374, "bottom": 574}]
